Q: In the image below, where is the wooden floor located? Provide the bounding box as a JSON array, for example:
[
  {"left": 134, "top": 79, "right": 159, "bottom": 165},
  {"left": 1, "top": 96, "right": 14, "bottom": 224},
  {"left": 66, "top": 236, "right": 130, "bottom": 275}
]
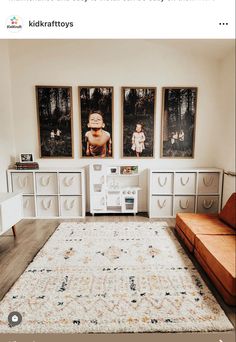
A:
[{"left": 0, "top": 215, "right": 235, "bottom": 342}]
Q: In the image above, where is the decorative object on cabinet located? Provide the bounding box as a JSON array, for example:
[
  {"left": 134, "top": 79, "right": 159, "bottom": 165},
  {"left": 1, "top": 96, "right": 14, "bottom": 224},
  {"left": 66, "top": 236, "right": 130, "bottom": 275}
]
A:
[
  {"left": 120, "top": 165, "right": 138, "bottom": 175},
  {"left": 161, "top": 87, "right": 197, "bottom": 158},
  {"left": 36, "top": 86, "right": 73, "bottom": 158},
  {"left": 148, "top": 168, "right": 223, "bottom": 218},
  {"left": 89, "top": 164, "right": 141, "bottom": 215},
  {"left": 15, "top": 162, "right": 39, "bottom": 170},
  {"left": 7, "top": 169, "right": 85, "bottom": 218},
  {"left": 122, "top": 87, "right": 156, "bottom": 158},
  {"left": 20, "top": 153, "right": 34, "bottom": 163},
  {"left": 0, "top": 193, "right": 23, "bottom": 237},
  {"left": 79, "top": 86, "right": 113, "bottom": 158}
]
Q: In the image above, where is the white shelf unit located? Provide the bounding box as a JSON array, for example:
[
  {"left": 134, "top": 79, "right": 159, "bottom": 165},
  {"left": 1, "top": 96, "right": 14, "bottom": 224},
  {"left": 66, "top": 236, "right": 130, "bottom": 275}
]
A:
[
  {"left": 7, "top": 169, "right": 86, "bottom": 219},
  {"left": 148, "top": 168, "right": 223, "bottom": 218},
  {"left": 89, "top": 164, "right": 141, "bottom": 215}
]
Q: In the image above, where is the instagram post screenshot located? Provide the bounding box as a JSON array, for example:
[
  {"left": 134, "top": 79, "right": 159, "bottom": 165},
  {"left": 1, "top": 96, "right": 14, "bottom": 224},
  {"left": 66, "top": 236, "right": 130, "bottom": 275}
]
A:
[{"left": 0, "top": 1, "right": 235, "bottom": 342}]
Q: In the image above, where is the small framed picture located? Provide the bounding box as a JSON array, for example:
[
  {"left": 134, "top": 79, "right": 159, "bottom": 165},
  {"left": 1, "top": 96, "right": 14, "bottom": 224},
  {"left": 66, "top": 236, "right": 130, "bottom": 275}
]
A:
[
  {"left": 120, "top": 166, "right": 138, "bottom": 175},
  {"left": 20, "top": 153, "right": 34, "bottom": 163}
]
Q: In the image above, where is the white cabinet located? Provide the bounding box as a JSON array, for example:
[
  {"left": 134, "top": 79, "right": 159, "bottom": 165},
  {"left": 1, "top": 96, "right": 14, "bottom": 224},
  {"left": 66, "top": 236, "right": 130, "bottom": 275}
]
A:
[
  {"left": 8, "top": 169, "right": 86, "bottom": 218},
  {"left": 148, "top": 169, "right": 222, "bottom": 218},
  {"left": 0, "top": 193, "right": 22, "bottom": 236},
  {"left": 89, "top": 164, "right": 141, "bottom": 215}
]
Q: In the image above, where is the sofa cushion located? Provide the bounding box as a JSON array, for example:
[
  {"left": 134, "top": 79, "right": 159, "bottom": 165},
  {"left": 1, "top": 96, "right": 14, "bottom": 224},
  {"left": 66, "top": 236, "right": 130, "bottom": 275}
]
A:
[
  {"left": 195, "top": 234, "right": 236, "bottom": 296},
  {"left": 219, "top": 193, "right": 236, "bottom": 229},
  {"left": 176, "top": 213, "right": 235, "bottom": 245}
]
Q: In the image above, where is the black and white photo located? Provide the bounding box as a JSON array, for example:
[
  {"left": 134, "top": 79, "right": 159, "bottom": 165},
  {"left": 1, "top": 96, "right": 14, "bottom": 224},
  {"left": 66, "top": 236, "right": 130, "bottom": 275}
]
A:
[{"left": 20, "top": 153, "right": 34, "bottom": 163}]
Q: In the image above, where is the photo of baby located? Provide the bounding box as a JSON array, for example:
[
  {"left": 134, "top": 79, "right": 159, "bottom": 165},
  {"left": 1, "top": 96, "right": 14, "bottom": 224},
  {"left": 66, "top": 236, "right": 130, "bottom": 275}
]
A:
[{"left": 79, "top": 87, "right": 113, "bottom": 158}]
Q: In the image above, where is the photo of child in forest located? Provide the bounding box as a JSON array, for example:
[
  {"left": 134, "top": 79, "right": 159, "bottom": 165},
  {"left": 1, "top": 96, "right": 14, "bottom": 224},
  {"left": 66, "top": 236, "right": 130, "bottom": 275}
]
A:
[
  {"left": 122, "top": 87, "right": 155, "bottom": 158},
  {"left": 85, "top": 111, "right": 112, "bottom": 158},
  {"left": 131, "top": 123, "right": 146, "bottom": 157},
  {"left": 80, "top": 87, "right": 113, "bottom": 158}
]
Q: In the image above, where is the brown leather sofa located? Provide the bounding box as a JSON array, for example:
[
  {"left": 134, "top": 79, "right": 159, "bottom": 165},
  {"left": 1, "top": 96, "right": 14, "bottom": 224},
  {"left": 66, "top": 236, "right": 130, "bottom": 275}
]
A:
[{"left": 175, "top": 193, "right": 236, "bottom": 306}]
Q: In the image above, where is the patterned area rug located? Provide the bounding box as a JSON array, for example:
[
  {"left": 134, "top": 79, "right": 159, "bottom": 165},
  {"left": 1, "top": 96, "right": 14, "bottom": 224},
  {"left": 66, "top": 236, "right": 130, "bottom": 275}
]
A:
[{"left": 0, "top": 222, "right": 233, "bottom": 333}]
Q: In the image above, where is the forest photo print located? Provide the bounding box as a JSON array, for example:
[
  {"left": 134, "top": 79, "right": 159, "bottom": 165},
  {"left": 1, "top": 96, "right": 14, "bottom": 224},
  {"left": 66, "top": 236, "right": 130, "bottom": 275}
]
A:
[
  {"left": 161, "top": 87, "right": 197, "bottom": 158},
  {"left": 36, "top": 86, "right": 73, "bottom": 158}
]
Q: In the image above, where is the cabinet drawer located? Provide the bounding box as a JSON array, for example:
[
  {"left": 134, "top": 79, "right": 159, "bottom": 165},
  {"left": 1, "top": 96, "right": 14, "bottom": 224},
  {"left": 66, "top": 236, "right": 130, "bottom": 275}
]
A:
[
  {"left": 198, "top": 173, "right": 220, "bottom": 194},
  {"left": 36, "top": 196, "right": 59, "bottom": 217},
  {"left": 175, "top": 173, "right": 196, "bottom": 194},
  {"left": 36, "top": 173, "right": 58, "bottom": 195},
  {"left": 197, "top": 196, "right": 219, "bottom": 214},
  {"left": 11, "top": 172, "right": 34, "bottom": 194},
  {"left": 60, "top": 196, "right": 82, "bottom": 217},
  {"left": 174, "top": 196, "right": 195, "bottom": 215},
  {"left": 151, "top": 173, "right": 173, "bottom": 194},
  {"left": 92, "top": 195, "right": 106, "bottom": 211},
  {"left": 151, "top": 196, "right": 173, "bottom": 217},
  {"left": 23, "top": 196, "right": 35, "bottom": 217},
  {"left": 59, "top": 173, "right": 81, "bottom": 195}
]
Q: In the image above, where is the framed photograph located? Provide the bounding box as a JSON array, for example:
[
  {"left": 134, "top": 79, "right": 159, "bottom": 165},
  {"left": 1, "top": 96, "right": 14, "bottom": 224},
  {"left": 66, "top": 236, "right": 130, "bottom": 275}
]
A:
[
  {"left": 161, "top": 87, "right": 198, "bottom": 158},
  {"left": 120, "top": 166, "right": 138, "bottom": 175},
  {"left": 122, "top": 87, "right": 156, "bottom": 158},
  {"left": 79, "top": 86, "right": 113, "bottom": 158},
  {"left": 36, "top": 86, "right": 73, "bottom": 158},
  {"left": 20, "top": 153, "right": 34, "bottom": 163}
]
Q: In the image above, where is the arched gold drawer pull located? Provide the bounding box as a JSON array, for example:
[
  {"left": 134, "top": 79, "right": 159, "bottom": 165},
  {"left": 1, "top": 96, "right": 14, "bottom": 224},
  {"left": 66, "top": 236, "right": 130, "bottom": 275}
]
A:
[
  {"left": 203, "top": 199, "right": 214, "bottom": 209},
  {"left": 40, "top": 176, "right": 50, "bottom": 187},
  {"left": 42, "top": 199, "right": 52, "bottom": 210},
  {"left": 24, "top": 199, "right": 30, "bottom": 209},
  {"left": 64, "top": 199, "right": 75, "bottom": 211},
  {"left": 158, "top": 176, "right": 167, "bottom": 187},
  {"left": 180, "top": 177, "right": 189, "bottom": 186},
  {"left": 64, "top": 176, "right": 74, "bottom": 187},
  {"left": 179, "top": 200, "right": 189, "bottom": 210},
  {"left": 18, "top": 176, "right": 28, "bottom": 189},
  {"left": 203, "top": 176, "right": 213, "bottom": 187},
  {"left": 158, "top": 200, "right": 166, "bottom": 209}
]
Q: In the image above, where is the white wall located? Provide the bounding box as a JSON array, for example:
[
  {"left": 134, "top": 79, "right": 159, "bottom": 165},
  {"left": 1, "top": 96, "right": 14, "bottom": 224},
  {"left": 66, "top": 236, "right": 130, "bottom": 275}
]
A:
[
  {"left": 214, "top": 49, "right": 235, "bottom": 205},
  {"left": 1, "top": 40, "right": 234, "bottom": 210},
  {"left": 0, "top": 41, "right": 15, "bottom": 192}
]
